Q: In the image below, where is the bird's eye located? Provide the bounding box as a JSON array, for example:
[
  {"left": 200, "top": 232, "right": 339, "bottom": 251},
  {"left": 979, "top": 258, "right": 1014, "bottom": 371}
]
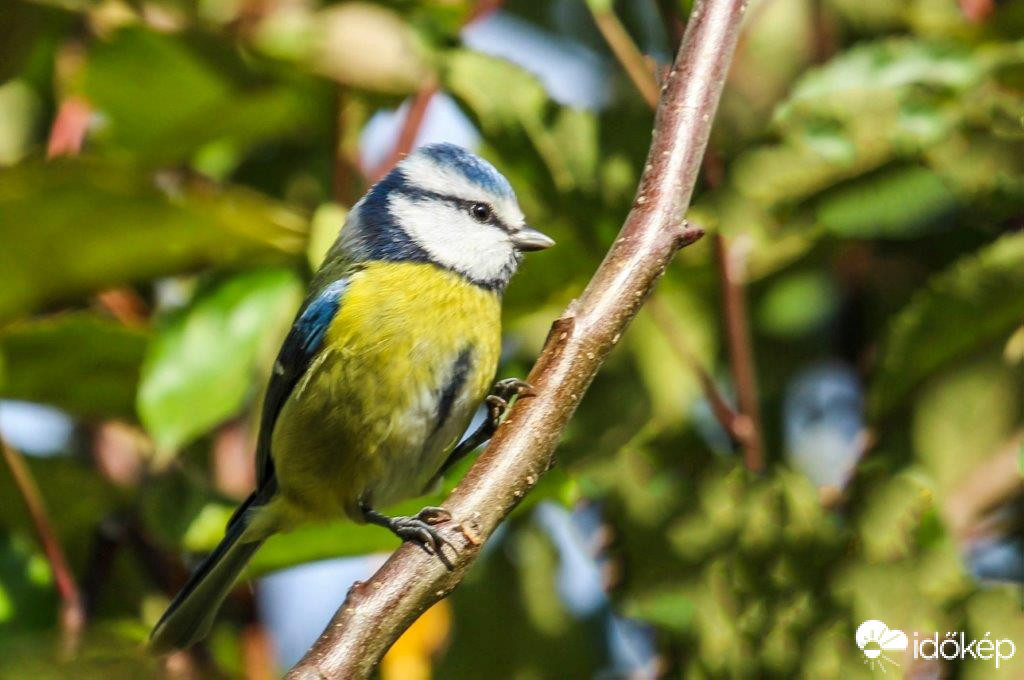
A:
[{"left": 469, "top": 203, "right": 492, "bottom": 223}]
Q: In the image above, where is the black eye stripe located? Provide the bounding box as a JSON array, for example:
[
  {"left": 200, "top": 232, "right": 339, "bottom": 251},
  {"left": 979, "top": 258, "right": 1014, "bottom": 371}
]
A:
[{"left": 395, "top": 187, "right": 514, "bottom": 234}]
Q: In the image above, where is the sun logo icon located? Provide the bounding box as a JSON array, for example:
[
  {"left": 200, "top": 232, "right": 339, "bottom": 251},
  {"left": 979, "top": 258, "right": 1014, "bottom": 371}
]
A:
[{"left": 856, "top": 620, "right": 908, "bottom": 672}]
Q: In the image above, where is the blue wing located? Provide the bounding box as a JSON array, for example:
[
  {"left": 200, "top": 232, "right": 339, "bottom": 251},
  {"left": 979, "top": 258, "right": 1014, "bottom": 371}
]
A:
[{"left": 252, "top": 278, "right": 350, "bottom": 495}]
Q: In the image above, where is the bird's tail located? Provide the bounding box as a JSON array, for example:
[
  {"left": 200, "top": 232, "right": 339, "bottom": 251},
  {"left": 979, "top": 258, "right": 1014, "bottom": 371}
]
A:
[{"left": 149, "top": 494, "right": 267, "bottom": 653}]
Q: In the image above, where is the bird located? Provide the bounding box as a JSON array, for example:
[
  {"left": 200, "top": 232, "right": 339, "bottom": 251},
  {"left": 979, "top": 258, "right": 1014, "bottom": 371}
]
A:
[{"left": 149, "top": 142, "right": 554, "bottom": 652}]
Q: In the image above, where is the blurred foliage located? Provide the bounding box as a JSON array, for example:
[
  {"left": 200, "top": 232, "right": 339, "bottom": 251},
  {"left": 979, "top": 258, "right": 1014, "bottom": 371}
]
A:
[{"left": 0, "top": 0, "right": 1022, "bottom": 678}]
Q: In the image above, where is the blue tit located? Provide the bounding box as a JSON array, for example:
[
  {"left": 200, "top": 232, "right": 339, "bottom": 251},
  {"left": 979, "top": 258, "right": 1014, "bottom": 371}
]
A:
[{"left": 150, "top": 143, "right": 553, "bottom": 652}]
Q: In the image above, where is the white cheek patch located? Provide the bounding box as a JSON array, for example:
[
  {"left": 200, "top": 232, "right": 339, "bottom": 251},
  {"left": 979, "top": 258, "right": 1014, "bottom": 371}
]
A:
[
  {"left": 400, "top": 154, "right": 525, "bottom": 230},
  {"left": 389, "top": 194, "right": 516, "bottom": 284}
]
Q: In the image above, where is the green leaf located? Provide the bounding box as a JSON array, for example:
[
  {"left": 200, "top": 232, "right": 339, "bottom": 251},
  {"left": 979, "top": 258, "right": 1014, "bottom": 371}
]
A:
[
  {"left": 734, "top": 39, "right": 1017, "bottom": 207},
  {"left": 777, "top": 40, "right": 980, "bottom": 123},
  {"left": 630, "top": 284, "right": 716, "bottom": 426},
  {"left": 0, "top": 313, "right": 147, "bottom": 419},
  {"left": 870, "top": 231, "right": 1024, "bottom": 416},
  {"left": 0, "top": 158, "right": 306, "bottom": 323},
  {"left": 912, "top": 358, "right": 1019, "bottom": 498},
  {"left": 445, "top": 50, "right": 590, "bottom": 193},
  {"left": 815, "top": 165, "right": 958, "bottom": 238},
  {"left": 82, "top": 27, "right": 328, "bottom": 164},
  {"left": 758, "top": 270, "right": 837, "bottom": 336},
  {"left": 138, "top": 268, "right": 302, "bottom": 453},
  {"left": 0, "top": 534, "right": 56, "bottom": 632},
  {"left": 444, "top": 50, "right": 547, "bottom": 137},
  {"left": 250, "top": 521, "right": 399, "bottom": 576},
  {"left": 307, "top": 202, "right": 347, "bottom": 269},
  {"left": 618, "top": 585, "right": 692, "bottom": 630}
]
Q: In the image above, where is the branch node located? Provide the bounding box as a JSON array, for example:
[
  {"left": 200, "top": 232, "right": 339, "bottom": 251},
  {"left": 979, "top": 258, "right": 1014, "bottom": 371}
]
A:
[{"left": 677, "top": 220, "right": 706, "bottom": 249}]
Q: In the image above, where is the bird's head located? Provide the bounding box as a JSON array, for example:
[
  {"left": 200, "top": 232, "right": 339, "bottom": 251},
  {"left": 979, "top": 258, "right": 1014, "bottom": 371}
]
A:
[{"left": 340, "top": 143, "right": 554, "bottom": 290}]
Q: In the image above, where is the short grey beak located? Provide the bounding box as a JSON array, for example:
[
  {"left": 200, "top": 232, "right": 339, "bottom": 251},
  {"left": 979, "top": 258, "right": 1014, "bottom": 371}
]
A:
[{"left": 511, "top": 226, "right": 555, "bottom": 252}]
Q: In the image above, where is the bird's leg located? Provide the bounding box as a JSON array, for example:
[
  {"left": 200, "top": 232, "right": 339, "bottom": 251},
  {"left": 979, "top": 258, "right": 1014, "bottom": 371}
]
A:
[
  {"left": 361, "top": 504, "right": 456, "bottom": 569},
  {"left": 433, "top": 378, "right": 535, "bottom": 481}
]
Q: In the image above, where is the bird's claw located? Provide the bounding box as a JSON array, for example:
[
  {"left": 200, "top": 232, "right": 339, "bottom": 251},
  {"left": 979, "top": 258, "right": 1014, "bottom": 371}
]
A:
[
  {"left": 492, "top": 378, "right": 536, "bottom": 400},
  {"left": 389, "top": 507, "right": 456, "bottom": 569},
  {"left": 485, "top": 379, "right": 535, "bottom": 428},
  {"left": 415, "top": 506, "right": 452, "bottom": 525},
  {"left": 485, "top": 395, "right": 509, "bottom": 423}
]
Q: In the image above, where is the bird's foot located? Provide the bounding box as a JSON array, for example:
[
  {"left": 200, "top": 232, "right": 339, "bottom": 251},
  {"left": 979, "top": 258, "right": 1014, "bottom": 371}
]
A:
[
  {"left": 493, "top": 377, "right": 535, "bottom": 401},
  {"left": 363, "top": 505, "right": 456, "bottom": 569},
  {"left": 485, "top": 379, "right": 535, "bottom": 429}
]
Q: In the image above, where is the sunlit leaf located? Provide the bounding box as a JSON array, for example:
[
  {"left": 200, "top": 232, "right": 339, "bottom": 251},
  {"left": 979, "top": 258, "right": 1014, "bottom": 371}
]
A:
[
  {"left": 870, "top": 231, "right": 1024, "bottom": 416},
  {"left": 757, "top": 270, "right": 837, "bottom": 336},
  {"left": 912, "top": 357, "right": 1019, "bottom": 498},
  {"left": 815, "top": 165, "right": 958, "bottom": 238},
  {"left": 138, "top": 268, "right": 302, "bottom": 453},
  {"left": 0, "top": 158, "right": 306, "bottom": 323},
  {"left": 83, "top": 27, "right": 329, "bottom": 164}
]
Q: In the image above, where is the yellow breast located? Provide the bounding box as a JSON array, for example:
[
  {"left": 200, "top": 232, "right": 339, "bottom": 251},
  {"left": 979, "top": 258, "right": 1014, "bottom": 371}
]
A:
[{"left": 269, "top": 261, "right": 502, "bottom": 524}]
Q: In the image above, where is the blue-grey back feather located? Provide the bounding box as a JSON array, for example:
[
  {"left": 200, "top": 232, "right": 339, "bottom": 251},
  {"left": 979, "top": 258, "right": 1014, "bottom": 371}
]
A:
[{"left": 252, "top": 278, "right": 350, "bottom": 494}]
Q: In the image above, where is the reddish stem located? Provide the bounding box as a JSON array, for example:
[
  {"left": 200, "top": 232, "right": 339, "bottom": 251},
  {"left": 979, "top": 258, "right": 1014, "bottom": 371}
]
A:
[
  {"left": 714, "top": 234, "right": 765, "bottom": 472},
  {"left": 369, "top": 83, "right": 438, "bottom": 183},
  {"left": 1, "top": 437, "right": 85, "bottom": 654}
]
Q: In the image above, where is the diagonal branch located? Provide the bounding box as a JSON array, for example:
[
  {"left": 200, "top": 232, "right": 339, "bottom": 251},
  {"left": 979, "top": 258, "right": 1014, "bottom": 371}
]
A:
[
  {"left": 286, "top": 1, "right": 748, "bottom": 676},
  {"left": 591, "top": 4, "right": 752, "bottom": 450}
]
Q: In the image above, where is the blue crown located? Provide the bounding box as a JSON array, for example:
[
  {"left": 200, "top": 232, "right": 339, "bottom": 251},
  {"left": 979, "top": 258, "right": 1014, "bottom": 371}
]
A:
[{"left": 415, "top": 143, "right": 515, "bottom": 200}]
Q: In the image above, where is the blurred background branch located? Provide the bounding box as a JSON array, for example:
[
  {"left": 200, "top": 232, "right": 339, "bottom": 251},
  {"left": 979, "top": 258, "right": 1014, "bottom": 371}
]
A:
[{"left": 0, "top": 436, "right": 84, "bottom": 655}]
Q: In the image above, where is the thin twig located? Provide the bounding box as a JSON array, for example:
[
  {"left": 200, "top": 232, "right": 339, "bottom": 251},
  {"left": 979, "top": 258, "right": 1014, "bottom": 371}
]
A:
[
  {"left": 464, "top": 0, "right": 503, "bottom": 24},
  {"left": 959, "top": 0, "right": 996, "bottom": 22},
  {"left": 714, "top": 233, "right": 765, "bottom": 472},
  {"left": 242, "top": 624, "right": 277, "bottom": 680},
  {"left": 587, "top": 1, "right": 661, "bottom": 109},
  {"left": 944, "top": 431, "right": 1023, "bottom": 542},
  {"left": 1, "top": 436, "right": 85, "bottom": 654},
  {"left": 702, "top": 144, "right": 765, "bottom": 470},
  {"left": 94, "top": 288, "right": 149, "bottom": 328},
  {"left": 809, "top": 0, "right": 837, "bottom": 64},
  {"left": 363, "top": 0, "right": 503, "bottom": 184},
  {"left": 286, "top": 1, "right": 747, "bottom": 677},
  {"left": 645, "top": 295, "right": 751, "bottom": 445},
  {"left": 331, "top": 88, "right": 359, "bottom": 206},
  {"left": 369, "top": 82, "right": 438, "bottom": 182}
]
